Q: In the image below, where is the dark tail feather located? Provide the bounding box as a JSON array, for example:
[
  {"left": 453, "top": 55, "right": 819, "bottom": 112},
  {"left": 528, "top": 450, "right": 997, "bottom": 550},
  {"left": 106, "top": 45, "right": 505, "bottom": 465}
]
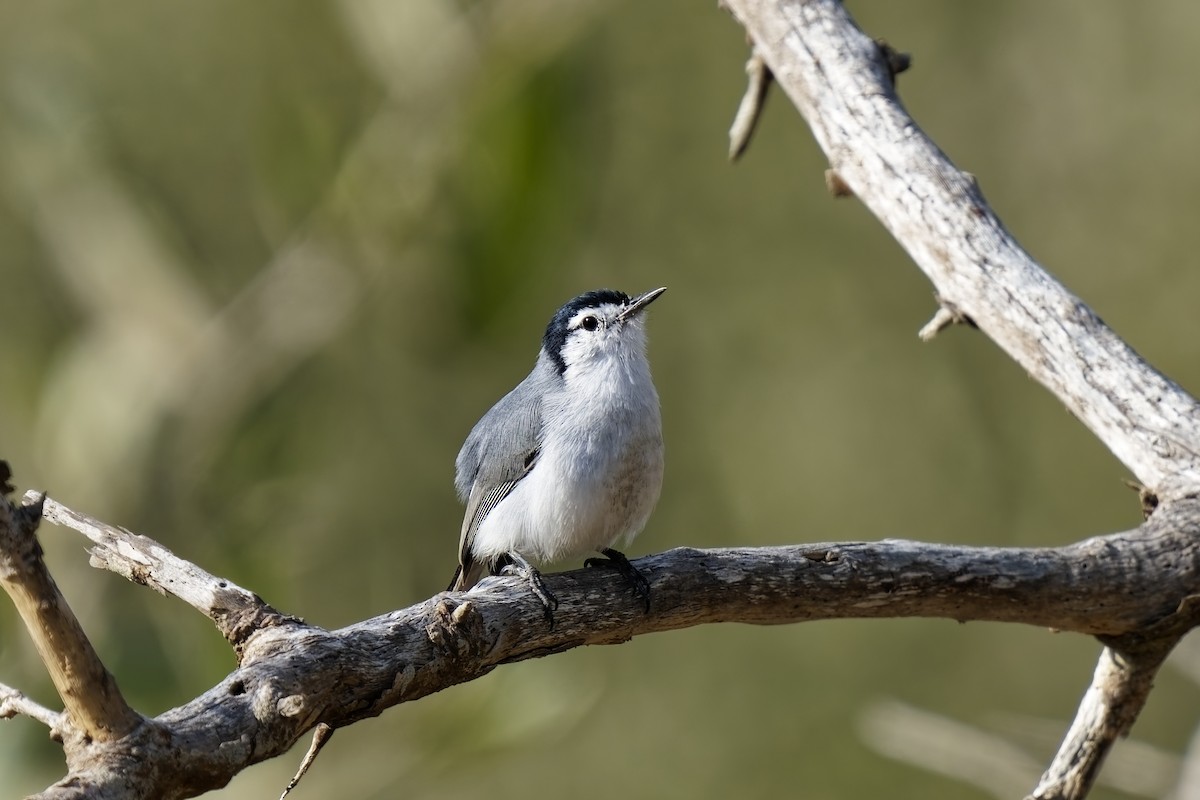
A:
[
  {"left": 446, "top": 564, "right": 463, "bottom": 592},
  {"left": 447, "top": 558, "right": 485, "bottom": 592}
]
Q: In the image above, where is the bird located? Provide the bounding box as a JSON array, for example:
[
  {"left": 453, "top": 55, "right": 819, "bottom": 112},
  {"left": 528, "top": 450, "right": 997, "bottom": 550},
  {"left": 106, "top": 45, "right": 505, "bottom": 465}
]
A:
[{"left": 448, "top": 287, "right": 666, "bottom": 621}]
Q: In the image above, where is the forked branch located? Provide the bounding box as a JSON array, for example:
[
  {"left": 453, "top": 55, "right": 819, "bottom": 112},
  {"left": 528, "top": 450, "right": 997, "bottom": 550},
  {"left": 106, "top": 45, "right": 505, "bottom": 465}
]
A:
[
  {"left": 719, "top": 1, "right": 1200, "bottom": 796},
  {"left": 0, "top": 490, "right": 140, "bottom": 745},
  {"left": 0, "top": 483, "right": 1197, "bottom": 798}
]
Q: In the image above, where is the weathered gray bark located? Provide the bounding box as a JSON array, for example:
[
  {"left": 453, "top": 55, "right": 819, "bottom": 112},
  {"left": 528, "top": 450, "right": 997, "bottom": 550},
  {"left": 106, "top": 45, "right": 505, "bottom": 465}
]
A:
[
  {"left": 3, "top": 2, "right": 1199, "bottom": 798},
  {"left": 718, "top": 2, "right": 1200, "bottom": 797}
]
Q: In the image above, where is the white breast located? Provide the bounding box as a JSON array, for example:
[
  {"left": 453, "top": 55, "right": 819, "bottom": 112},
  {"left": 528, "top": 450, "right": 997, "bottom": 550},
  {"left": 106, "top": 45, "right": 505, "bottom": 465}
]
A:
[{"left": 470, "top": 346, "right": 664, "bottom": 565}]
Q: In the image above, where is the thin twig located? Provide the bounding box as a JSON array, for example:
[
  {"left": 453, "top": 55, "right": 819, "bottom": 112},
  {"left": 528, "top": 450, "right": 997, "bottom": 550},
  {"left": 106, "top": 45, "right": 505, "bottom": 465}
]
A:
[
  {"left": 918, "top": 299, "right": 975, "bottom": 341},
  {"left": 29, "top": 492, "right": 297, "bottom": 652},
  {"left": 280, "top": 723, "right": 334, "bottom": 800},
  {"left": 728, "top": 47, "right": 774, "bottom": 160},
  {"left": 0, "top": 681, "right": 64, "bottom": 731}
]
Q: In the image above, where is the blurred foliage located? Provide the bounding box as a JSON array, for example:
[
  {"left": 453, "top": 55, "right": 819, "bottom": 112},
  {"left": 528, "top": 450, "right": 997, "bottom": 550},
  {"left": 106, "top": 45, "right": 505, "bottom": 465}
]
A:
[{"left": 2, "top": 0, "right": 1200, "bottom": 797}]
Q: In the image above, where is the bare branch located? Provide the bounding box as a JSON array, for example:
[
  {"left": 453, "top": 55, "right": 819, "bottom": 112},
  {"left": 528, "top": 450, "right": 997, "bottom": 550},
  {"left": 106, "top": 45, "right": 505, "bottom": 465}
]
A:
[
  {"left": 715, "top": 2, "right": 1200, "bottom": 796},
  {"left": 0, "top": 681, "right": 65, "bottom": 732},
  {"left": 722, "top": 0, "right": 1200, "bottom": 498},
  {"left": 28, "top": 492, "right": 298, "bottom": 654},
  {"left": 1029, "top": 597, "right": 1200, "bottom": 799},
  {"left": 728, "top": 46, "right": 773, "bottom": 160},
  {"left": 1029, "top": 647, "right": 1164, "bottom": 799},
  {"left": 279, "top": 723, "right": 334, "bottom": 800},
  {"left": 0, "top": 490, "right": 141, "bottom": 744},
  {"left": 3, "top": 488, "right": 1196, "bottom": 798},
  {"left": 918, "top": 298, "right": 975, "bottom": 341}
]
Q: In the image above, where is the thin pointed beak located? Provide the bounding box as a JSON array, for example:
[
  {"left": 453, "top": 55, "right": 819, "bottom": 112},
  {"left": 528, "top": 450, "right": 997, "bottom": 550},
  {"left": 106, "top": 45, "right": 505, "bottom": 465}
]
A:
[{"left": 619, "top": 287, "right": 667, "bottom": 322}]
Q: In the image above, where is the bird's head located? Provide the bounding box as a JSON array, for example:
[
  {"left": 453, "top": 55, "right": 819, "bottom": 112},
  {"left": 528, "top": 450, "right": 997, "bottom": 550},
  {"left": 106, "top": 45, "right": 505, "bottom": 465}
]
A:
[{"left": 541, "top": 287, "right": 666, "bottom": 376}]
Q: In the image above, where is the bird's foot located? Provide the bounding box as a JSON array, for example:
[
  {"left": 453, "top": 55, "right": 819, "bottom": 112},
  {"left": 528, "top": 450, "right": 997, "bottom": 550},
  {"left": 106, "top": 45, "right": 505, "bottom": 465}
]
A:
[
  {"left": 585, "top": 548, "right": 651, "bottom": 612},
  {"left": 497, "top": 552, "right": 559, "bottom": 625}
]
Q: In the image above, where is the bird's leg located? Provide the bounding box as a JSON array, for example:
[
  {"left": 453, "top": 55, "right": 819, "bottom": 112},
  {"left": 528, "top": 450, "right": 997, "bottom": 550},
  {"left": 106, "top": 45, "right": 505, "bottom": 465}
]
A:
[
  {"left": 584, "top": 548, "right": 651, "bottom": 612},
  {"left": 495, "top": 551, "right": 558, "bottom": 624}
]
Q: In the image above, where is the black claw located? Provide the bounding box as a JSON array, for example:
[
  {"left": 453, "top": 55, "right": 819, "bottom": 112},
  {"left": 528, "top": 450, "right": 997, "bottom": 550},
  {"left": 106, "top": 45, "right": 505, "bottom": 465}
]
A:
[
  {"left": 497, "top": 552, "right": 559, "bottom": 626},
  {"left": 585, "top": 548, "right": 651, "bottom": 612}
]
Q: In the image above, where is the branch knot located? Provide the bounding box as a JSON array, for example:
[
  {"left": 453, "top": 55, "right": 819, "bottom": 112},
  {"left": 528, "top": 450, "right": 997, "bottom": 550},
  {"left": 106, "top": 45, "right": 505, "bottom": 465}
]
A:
[{"left": 426, "top": 597, "right": 488, "bottom": 658}]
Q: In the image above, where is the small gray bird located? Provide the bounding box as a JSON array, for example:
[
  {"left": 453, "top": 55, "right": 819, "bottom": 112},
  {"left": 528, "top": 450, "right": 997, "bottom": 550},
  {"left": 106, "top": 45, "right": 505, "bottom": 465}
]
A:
[{"left": 448, "top": 287, "right": 666, "bottom": 618}]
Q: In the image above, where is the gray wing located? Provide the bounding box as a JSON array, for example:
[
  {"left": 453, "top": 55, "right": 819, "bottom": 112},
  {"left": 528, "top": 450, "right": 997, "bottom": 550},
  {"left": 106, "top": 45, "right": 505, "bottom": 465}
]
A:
[{"left": 452, "top": 367, "right": 546, "bottom": 589}]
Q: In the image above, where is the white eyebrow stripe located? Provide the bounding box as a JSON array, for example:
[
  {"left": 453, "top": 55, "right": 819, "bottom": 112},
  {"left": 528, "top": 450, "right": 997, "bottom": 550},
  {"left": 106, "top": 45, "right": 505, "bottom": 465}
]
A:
[{"left": 567, "top": 305, "right": 622, "bottom": 329}]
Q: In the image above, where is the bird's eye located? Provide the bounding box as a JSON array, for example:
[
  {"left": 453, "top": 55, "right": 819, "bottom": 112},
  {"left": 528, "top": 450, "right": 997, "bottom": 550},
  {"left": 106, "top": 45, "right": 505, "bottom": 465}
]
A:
[{"left": 581, "top": 315, "right": 599, "bottom": 331}]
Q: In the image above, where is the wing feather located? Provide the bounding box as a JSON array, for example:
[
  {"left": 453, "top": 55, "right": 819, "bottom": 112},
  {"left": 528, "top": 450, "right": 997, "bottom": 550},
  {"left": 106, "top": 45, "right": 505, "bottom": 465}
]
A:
[{"left": 451, "top": 367, "right": 548, "bottom": 589}]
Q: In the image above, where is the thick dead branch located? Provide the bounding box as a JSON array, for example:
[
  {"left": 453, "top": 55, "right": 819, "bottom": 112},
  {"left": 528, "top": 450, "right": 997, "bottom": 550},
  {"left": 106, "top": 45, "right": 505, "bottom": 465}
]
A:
[
  {"left": 723, "top": 0, "right": 1200, "bottom": 500},
  {"left": 716, "top": 2, "right": 1200, "bottom": 797},
  {"left": 57, "top": 493, "right": 1200, "bottom": 639},
  {"left": 4, "top": 489, "right": 1197, "bottom": 798}
]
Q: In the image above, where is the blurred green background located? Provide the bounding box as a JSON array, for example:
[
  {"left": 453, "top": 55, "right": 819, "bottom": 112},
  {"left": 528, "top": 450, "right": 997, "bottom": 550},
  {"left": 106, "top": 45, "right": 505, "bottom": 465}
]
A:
[{"left": 3, "top": 1, "right": 1200, "bottom": 797}]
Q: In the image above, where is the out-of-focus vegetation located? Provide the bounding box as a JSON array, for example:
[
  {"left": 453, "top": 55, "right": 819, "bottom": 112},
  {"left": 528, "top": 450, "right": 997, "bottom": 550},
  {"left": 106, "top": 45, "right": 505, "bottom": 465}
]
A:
[{"left": 2, "top": 1, "right": 1199, "bottom": 797}]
